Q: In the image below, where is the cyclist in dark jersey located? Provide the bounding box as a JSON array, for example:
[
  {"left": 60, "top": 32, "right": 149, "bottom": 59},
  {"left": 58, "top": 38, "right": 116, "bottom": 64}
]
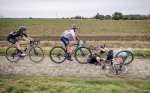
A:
[
  {"left": 87, "top": 53, "right": 106, "bottom": 65},
  {"left": 7, "top": 26, "right": 33, "bottom": 56}
]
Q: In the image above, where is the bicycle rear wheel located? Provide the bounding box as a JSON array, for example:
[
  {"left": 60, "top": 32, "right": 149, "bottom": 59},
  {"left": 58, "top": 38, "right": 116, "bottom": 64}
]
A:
[
  {"left": 75, "top": 47, "right": 92, "bottom": 64},
  {"left": 115, "top": 50, "right": 134, "bottom": 65},
  {"left": 6, "top": 47, "right": 20, "bottom": 62},
  {"left": 105, "top": 65, "right": 127, "bottom": 77},
  {"left": 49, "top": 46, "right": 66, "bottom": 63},
  {"left": 29, "top": 46, "right": 44, "bottom": 62}
]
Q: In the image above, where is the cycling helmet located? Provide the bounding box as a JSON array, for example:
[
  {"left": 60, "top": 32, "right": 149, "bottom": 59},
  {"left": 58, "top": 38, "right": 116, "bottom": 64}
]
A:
[
  {"left": 71, "top": 24, "right": 79, "bottom": 29},
  {"left": 19, "top": 26, "right": 27, "bottom": 31}
]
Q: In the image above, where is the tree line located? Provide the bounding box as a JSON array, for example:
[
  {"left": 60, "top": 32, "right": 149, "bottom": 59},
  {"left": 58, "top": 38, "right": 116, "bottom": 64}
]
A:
[{"left": 67, "top": 12, "right": 150, "bottom": 20}]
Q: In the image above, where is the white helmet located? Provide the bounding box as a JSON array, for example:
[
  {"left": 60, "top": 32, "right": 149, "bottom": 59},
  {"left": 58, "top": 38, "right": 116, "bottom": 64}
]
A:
[{"left": 71, "top": 24, "right": 79, "bottom": 29}]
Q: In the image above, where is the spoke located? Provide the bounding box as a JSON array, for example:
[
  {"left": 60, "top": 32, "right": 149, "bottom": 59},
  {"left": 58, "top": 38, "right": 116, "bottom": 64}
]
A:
[{"left": 50, "top": 46, "right": 66, "bottom": 63}]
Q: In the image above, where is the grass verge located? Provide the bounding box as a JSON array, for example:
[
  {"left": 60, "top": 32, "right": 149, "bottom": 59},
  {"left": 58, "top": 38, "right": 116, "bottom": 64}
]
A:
[
  {"left": 0, "top": 47, "right": 150, "bottom": 57},
  {"left": 0, "top": 75, "right": 150, "bottom": 93}
]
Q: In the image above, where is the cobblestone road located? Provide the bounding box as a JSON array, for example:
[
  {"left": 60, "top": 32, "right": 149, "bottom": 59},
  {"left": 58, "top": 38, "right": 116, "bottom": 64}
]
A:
[{"left": 0, "top": 56, "right": 150, "bottom": 79}]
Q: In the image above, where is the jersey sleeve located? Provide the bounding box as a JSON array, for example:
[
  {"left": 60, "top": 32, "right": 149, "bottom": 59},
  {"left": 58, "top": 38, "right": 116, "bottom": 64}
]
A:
[
  {"left": 23, "top": 33, "right": 28, "bottom": 37},
  {"left": 71, "top": 30, "right": 76, "bottom": 37},
  {"left": 20, "top": 32, "right": 28, "bottom": 37}
]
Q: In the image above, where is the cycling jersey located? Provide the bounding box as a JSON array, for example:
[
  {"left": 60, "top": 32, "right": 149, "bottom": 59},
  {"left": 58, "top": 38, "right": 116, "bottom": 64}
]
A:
[
  {"left": 61, "top": 29, "right": 76, "bottom": 39},
  {"left": 7, "top": 31, "right": 28, "bottom": 44},
  {"left": 87, "top": 54, "right": 101, "bottom": 64},
  {"left": 8, "top": 31, "right": 27, "bottom": 38},
  {"left": 61, "top": 29, "right": 76, "bottom": 46}
]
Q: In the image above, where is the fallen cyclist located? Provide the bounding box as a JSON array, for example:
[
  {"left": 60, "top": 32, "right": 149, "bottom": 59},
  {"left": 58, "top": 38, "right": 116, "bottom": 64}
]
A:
[{"left": 87, "top": 45, "right": 133, "bottom": 68}]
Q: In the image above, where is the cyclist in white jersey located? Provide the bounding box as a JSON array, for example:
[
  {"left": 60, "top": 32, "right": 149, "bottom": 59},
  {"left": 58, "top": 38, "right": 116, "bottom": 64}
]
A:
[{"left": 61, "top": 24, "right": 80, "bottom": 61}]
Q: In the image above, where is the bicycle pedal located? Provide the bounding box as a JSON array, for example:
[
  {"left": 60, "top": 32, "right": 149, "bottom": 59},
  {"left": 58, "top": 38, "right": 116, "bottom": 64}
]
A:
[
  {"left": 20, "top": 56, "right": 25, "bottom": 59},
  {"left": 18, "top": 54, "right": 26, "bottom": 58},
  {"left": 67, "top": 58, "right": 73, "bottom": 61}
]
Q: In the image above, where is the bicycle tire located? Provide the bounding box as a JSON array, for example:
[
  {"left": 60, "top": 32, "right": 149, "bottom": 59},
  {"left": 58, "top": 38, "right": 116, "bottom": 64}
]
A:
[
  {"left": 74, "top": 47, "right": 92, "bottom": 64},
  {"left": 115, "top": 50, "right": 134, "bottom": 65},
  {"left": 49, "top": 46, "right": 66, "bottom": 63},
  {"left": 105, "top": 65, "right": 127, "bottom": 77},
  {"left": 6, "top": 46, "right": 20, "bottom": 62},
  {"left": 29, "top": 46, "right": 44, "bottom": 62}
]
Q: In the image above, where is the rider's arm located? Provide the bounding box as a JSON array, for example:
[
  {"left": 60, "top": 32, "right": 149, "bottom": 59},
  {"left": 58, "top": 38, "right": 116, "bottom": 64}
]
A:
[
  {"left": 22, "top": 36, "right": 30, "bottom": 42},
  {"left": 27, "top": 36, "right": 34, "bottom": 41},
  {"left": 69, "top": 30, "right": 79, "bottom": 46},
  {"left": 76, "top": 36, "right": 80, "bottom": 42},
  {"left": 70, "top": 36, "right": 78, "bottom": 46},
  {"left": 22, "top": 33, "right": 34, "bottom": 41}
]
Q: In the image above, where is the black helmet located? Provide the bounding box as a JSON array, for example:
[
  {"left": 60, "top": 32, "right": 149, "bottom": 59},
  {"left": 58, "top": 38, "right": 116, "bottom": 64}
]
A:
[{"left": 19, "top": 26, "right": 27, "bottom": 31}]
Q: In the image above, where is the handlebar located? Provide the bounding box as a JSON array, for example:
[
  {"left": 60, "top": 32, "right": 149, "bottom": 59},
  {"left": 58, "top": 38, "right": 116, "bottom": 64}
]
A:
[{"left": 30, "top": 41, "right": 40, "bottom": 45}]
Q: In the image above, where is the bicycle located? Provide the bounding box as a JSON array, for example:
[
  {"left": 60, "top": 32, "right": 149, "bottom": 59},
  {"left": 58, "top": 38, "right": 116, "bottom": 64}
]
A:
[
  {"left": 49, "top": 41, "right": 92, "bottom": 64},
  {"left": 6, "top": 41, "right": 44, "bottom": 63},
  {"left": 103, "top": 49, "right": 133, "bottom": 77},
  {"left": 85, "top": 43, "right": 134, "bottom": 65},
  {"left": 105, "top": 56, "right": 127, "bottom": 77},
  {"left": 84, "top": 43, "right": 133, "bottom": 77}
]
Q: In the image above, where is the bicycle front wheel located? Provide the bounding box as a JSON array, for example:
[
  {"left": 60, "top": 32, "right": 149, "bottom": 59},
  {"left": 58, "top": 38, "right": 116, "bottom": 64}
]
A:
[
  {"left": 6, "top": 47, "right": 20, "bottom": 62},
  {"left": 105, "top": 65, "right": 127, "bottom": 77},
  {"left": 49, "top": 46, "right": 66, "bottom": 63},
  {"left": 29, "top": 46, "right": 44, "bottom": 62},
  {"left": 75, "top": 47, "right": 92, "bottom": 64}
]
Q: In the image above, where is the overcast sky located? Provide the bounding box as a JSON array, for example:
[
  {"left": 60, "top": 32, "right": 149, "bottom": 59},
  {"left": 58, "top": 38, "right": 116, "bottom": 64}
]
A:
[{"left": 0, "top": 0, "right": 150, "bottom": 18}]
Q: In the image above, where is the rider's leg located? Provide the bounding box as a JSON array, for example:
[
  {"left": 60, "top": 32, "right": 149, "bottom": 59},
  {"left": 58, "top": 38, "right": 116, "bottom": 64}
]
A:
[
  {"left": 100, "top": 47, "right": 110, "bottom": 53},
  {"left": 15, "top": 41, "right": 26, "bottom": 56},
  {"left": 96, "top": 56, "right": 107, "bottom": 69},
  {"left": 96, "top": 57, "right": 106, "bottom": 62},
  {"left": 104, "top": 47, "right": 110, "bottom": 51},
  {"left": 66, "top": 45, "right": 73, "bottom": 61},
  {"left": 66, "top": 45, "right": 71, "bottom": 53},
  {"left": 96, "top": 57, "right": 101, "bottom": 62},
  {"left": 61, "top": 36, "right": 73, "bottom": 61},
  {"left": 15, "top": 41, "right": 21, "bottom": 51}
]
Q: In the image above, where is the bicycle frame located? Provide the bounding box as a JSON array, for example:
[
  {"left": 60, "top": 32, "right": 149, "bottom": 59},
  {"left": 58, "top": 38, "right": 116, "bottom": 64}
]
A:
[
  {"left": 61, "top": 42, "right": 84, "bottom": 56},
  {"left": 70, "top": 45, "right": 82, "bottom": 56},
  {"left": 24, "top": 41, "right": 40, "bottom": 52},
  {"left": 8, "top": 41, "right": 40, "bottom": 58}
]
